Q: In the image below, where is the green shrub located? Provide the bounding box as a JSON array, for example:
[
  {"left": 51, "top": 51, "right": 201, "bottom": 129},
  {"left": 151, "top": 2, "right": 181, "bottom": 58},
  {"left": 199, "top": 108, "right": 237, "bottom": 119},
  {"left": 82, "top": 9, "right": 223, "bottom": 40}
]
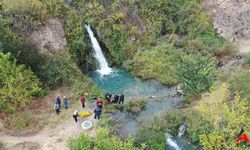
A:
[
  {"left": 68, "top": 128, "right": 144, "bottom": 150},
  {"left": 245, "top": 53, "right": 250, "bottom": 65},
  {"left": 176, "top": 53, "right": 216, "bottom": 94},
  {"left": 0, "top": 52, "right": 42, "bottom": 112},
  {"left": 125, "top": 100, "right": 147, "bottom": 116},
  {"left": 0, "top": 142, "right": 5, "bottom": 150},
  {"left": 134, "top": 128, "right": 165, "bottom": 150},
  {"left": 229, "top": 71, "right": 250, "bottom": 103},
  {"left": 38, "top": 53, "right": 82, "bottom": 87},
  {"left": 130, "top": 42, "right": 181, "bottom": 85},
  {"left": 0, "top": 16, "right": 45, "bottom": 73},
  {"left": 9, "top": 113, "right": 31, "bottom": 129},
  {"left": 106, "top": 104, "right": 125, "bottom": 113}
]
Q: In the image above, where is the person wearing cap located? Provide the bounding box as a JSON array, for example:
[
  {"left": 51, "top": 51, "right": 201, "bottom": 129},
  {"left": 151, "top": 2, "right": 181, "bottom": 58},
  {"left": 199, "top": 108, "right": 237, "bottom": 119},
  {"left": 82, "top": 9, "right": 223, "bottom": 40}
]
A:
[{"left": 63, "top": 96, "right": 68, "bottom": 109}]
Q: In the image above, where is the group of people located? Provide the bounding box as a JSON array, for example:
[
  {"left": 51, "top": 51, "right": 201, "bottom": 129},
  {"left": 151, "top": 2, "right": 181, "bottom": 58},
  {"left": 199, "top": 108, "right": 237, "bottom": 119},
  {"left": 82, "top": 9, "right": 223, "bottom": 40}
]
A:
[
  {"left": 54, "top": 96, "right": 69, "bottom": 115},
  {"left": 54, "top": 92, "right": 125, "bottom": 123},
  {"left": 105, "top": 92, "right": 125, "bottom": 104}
]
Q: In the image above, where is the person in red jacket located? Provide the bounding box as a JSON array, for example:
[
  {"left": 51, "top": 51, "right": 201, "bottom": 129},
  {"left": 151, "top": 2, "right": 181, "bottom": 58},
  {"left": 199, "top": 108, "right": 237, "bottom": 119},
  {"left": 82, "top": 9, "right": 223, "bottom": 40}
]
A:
[
  {"left": 80, "top": 96, "right": 86, "bottom": 108},
  {"left": 96, "top": 97, "right": 105, "bottom": 109}
]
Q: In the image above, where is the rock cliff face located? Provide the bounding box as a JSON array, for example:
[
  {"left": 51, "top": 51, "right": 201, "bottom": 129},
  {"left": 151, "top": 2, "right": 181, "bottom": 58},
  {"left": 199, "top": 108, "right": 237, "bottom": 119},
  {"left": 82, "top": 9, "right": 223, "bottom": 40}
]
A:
[
  {"left": 31, "top": 18, "right": 67, "bottom": 54},
  {"left": 203, "top": 0, "right": 250, "bottom": 53}
]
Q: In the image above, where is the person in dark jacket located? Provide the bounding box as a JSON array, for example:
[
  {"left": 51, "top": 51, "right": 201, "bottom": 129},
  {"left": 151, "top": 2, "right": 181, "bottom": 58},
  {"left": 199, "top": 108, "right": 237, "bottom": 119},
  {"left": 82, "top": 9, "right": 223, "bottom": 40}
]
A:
[
  {"left": 54, "top": 102, "right": 60, "bottom": 115},
  {"left": 56, "top": 96, "right": 61, "bottom": 108},
  {"left": 113, "top": 94, "right": 119, "bottom": 103},
  {"left": 119, "top": 93, "right": 124, "bottom": 104},
  {"left": 216, "top": 59, "right": 223, "bottom": 69},
  {"left": 105, "top": 93, "right": 112, "bottom": 103},
  {"left": 94, "top": 107, "right": 102, "bottom": 119},
  {"left": 63, "top": 96, "right": 68, "bottom": 109}
]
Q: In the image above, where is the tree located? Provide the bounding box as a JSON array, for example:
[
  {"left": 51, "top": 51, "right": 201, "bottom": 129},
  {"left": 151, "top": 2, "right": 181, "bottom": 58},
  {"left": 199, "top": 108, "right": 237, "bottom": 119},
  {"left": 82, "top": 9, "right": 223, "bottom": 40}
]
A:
[
  {"left": 176, "top": 53, "right": 216, "bottom": 94},
  {"left": 198, "top": 83, "right": 249, "bottom": 150},
  {"left": 0, "top": 52, "right": 42, "bottom": 112}
]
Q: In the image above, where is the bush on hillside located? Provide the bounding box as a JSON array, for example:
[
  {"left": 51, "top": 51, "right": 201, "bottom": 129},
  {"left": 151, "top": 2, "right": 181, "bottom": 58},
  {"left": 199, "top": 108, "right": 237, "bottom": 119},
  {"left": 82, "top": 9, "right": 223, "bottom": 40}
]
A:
[
  {"left": 0, "top": 16, "right": 45, "bottom": 73},
  {"left": 68, "top": 127, "right": 144, "bottom": 150},
  {"left": 197, "top": 83, "right": 249, "bottom": 149},
  {"left": 130, "top": 42, "right": 181, "bottom": 85},
  {"left": 176, "top": 53, "right": 216, "bottom": 94},
  {"left": 0, "top": 52, "right": 43, "bottom": 113},
  {"left": 229, "top": 71, "right": 250, "bottom": 103},
  {"left": 38, "top": 53, "right": 102, "bottom": 97},
  {"left": 38, "top": 53, "right": 82, "bottom": 87}
]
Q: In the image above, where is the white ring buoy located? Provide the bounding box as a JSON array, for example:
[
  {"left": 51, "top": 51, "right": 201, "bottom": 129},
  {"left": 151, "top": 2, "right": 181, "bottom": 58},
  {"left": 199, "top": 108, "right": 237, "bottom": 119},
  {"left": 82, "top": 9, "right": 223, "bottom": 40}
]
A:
[{"left": 81, "top": 120, "right": 93, "bottom": 130}]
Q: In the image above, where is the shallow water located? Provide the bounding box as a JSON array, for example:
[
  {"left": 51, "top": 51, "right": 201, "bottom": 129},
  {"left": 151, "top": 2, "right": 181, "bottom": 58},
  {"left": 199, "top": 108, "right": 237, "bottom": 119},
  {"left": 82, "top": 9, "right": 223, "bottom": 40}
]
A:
[
  {"left": 89, "top": 68, "right": 197, "bottom": 149},
  {"left": 89, "top": 68, "right": 175, "bottom": 97}
]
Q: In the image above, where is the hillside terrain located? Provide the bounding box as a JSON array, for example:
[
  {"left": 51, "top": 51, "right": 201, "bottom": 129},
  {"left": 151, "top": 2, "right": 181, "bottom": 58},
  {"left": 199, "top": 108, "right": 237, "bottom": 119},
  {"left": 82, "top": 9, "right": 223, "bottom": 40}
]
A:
[{"left": 0, "top": 0, "right": 250, "bottom": 150}]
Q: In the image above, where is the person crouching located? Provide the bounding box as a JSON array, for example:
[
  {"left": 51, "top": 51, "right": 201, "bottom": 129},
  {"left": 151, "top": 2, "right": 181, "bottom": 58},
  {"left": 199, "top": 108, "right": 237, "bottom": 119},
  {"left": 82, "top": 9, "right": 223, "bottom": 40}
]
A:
[{"left": 73, "top": 110, "right": 79, "bottom": 123}]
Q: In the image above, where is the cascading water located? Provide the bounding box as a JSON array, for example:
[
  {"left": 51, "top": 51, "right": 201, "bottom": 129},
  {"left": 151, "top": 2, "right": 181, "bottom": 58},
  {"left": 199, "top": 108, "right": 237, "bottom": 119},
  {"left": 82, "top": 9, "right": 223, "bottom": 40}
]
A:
[
  {"left": 165, "top": 133, "right": 181, "bottom": 150},
  {"left": 85, "top": 25, "right": 112, "bottom": 76},
  {"left": 178, "top": 124, "right": 187, "bottom": 138}
]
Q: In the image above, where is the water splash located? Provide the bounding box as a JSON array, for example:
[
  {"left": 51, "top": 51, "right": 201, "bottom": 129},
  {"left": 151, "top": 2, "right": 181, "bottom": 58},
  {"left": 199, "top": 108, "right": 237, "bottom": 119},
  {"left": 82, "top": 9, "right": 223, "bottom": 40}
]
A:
[
  {"left": 85, "top": 25, "right": 112, "bottom": 75},
  {"left": 165, "top": 133, "right": 181, "bottom": 150},
  {"left": 178, "top": 124, "right": 187, "bottom": 138}
]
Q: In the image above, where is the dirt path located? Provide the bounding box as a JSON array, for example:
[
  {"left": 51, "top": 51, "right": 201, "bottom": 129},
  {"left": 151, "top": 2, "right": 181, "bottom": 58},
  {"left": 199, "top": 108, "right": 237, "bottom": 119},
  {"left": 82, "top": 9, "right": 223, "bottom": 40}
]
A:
[{"left": 0, "top": 88, "right": 98, "bottom": 150}]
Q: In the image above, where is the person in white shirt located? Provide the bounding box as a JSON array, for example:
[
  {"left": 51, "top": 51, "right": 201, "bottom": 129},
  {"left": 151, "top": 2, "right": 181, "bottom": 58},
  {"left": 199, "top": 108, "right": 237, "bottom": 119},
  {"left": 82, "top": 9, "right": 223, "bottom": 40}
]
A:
[{"left": 73, "top": 110, "right": 79, "bottom": 123}]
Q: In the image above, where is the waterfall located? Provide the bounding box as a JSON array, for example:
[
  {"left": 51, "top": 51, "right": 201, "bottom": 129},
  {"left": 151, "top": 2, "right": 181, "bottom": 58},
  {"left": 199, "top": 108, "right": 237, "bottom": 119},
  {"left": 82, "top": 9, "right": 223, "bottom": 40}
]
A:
[
  {"left": 178, "top": 124, "right": 187, "bottom": 138},
  {"left": 85, "top": 25, "right": 112, "bottom": 75},
  {"left": 165, "top": 133, "right": 181, "bottom": 150}
]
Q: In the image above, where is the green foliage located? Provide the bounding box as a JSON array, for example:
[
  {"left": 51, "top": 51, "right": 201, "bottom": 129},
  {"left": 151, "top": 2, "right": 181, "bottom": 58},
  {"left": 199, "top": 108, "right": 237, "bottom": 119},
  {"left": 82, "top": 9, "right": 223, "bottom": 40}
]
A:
[
  {"left": 0, "top": 52, "right": 42, "bottom": 113},
  {"left": 198, "top": 83, "right": 249, "bottom": 149},
  {"left": 176, "top": 53, "right": 216, "bottom": 94},
  {"left": 130, "top": 42, "right": 181, "bottom": 85},
  {"left": 134, "top": 109, "right": 182, "bottom": 149},
  {"left": 68, "top": 128, "right": 144, "bottom": 150},
  {"left": 229, "top": 71, "right": 250, "bottom": 103},
  {"left": 64, "top": 11, "right": 94, "bottom": 70},
  {"left": 2, "top": 0, "right": 48, "bottom": 23},
  {"left": 9, "top": 113, "right": 31, "bottom": 129},
  {"left": 38, "top": 53, "right": 102, "bottom": 98},
  {"left": 38, "top": 53, "right": 81, "bottom": 87},
  {"left": 134, "top": 128, "right": 165, "bottom": 150},
  {"left": 245, "top": 53, "right": 250, "bottom": 65},
  {"left": 0, "top": 142, "right": 5, "bottom": 150},
  {"left": 0, "top": 15, "right": 45, "bottom": 73},
  {"left": 125, "top": 100, "right": 147, "bottom": 116}
]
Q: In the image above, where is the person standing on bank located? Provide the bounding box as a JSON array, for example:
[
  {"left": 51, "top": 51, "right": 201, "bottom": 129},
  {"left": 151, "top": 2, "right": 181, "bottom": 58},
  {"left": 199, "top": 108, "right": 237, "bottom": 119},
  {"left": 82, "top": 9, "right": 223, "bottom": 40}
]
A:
[
  {"left": 54, "top": 102, "right": 60, "bottom": 115},
  {"left": 119, "top": 93, "right": 124, "bottom": 104},
  {"left": 63, "top": 96, "right": 68, "bottom": 109},
  {"left": 73, "top": 110, "right": 79, "bottom": 123},
  {"left": 93, "top": 107, "right": 102, "bottom": 119},
  {"left": 56, "top": 96, "right": 61, "bottom": 108},
  {"left": 96, "top": 97, "right": 105, "bottom": 109},
  {"left": 80, "top": 95, "right": 86, "bottom": 108}
]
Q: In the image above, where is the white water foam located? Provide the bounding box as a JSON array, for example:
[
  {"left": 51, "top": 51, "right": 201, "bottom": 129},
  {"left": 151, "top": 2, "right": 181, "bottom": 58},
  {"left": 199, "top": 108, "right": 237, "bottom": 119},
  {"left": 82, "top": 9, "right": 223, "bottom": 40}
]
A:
[{"left": 165, "top": 133, "right": 181, "bottom": 150}]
